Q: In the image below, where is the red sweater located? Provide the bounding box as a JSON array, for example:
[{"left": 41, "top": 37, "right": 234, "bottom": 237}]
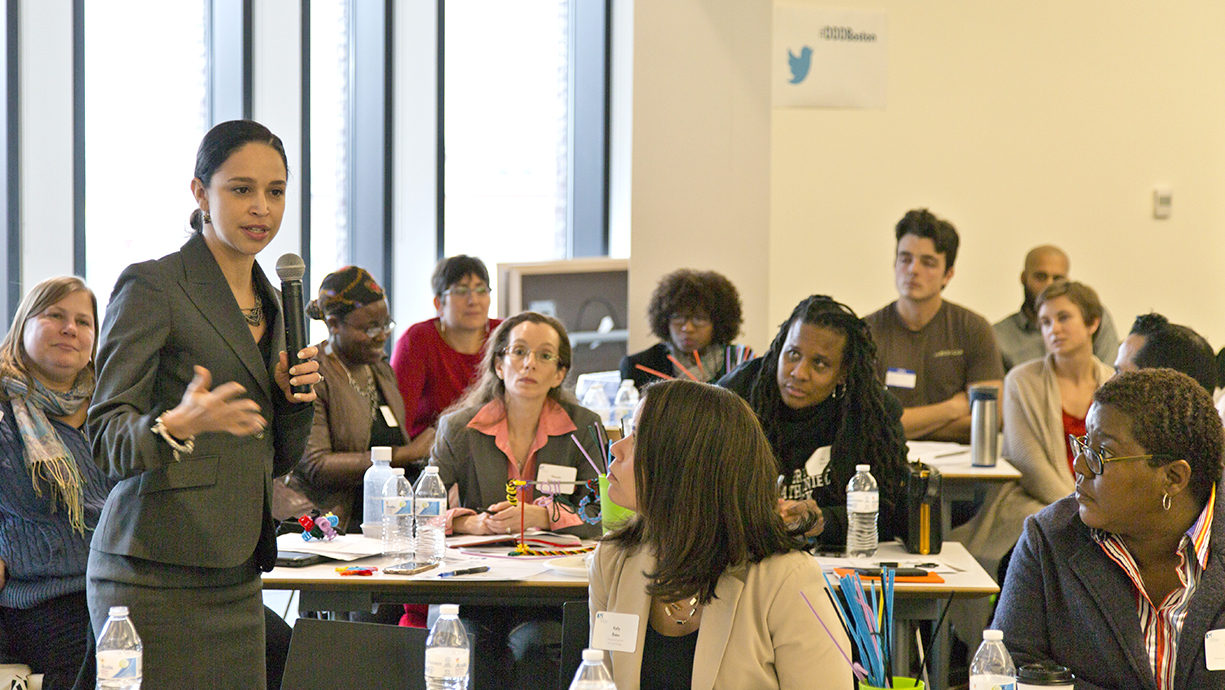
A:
[{"left": 390, "top": 317, "right": 502, "bottom": 437}]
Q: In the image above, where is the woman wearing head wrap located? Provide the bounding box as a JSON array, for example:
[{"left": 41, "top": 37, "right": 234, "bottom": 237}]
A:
[{"left": 275, "top": 266, "right": 433, "bottom": 532}]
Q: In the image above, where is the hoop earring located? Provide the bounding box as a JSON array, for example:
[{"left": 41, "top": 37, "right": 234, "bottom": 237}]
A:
[
  {"left": 1162, "top": 493, "right": 1171, "bottom": 511},
  {"left": 832, "top": 383, "right": 845, "bottom": 400}
]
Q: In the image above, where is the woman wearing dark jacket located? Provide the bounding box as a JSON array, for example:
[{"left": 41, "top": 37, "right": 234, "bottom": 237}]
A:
[
  {"left": 719, "top": 295, "right": 909, "bottom": 548},
  {"left": 620, "top": 269, "right": 751, "bottom": 389}
]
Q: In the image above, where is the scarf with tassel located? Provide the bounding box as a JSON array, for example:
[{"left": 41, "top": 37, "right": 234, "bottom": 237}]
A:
[{"left": 1, "top": 370, "right": 92, "bottom": 534}]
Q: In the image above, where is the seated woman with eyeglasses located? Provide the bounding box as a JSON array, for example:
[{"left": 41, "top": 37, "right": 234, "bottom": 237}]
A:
[
  {"left": 994, "top": 368, "right": 1225, "bottom": 690},
  {"left": 719, "top": 295, "right": 909, "bottom": 547},
  {"left": 273, "top": 266, "right": 433, "bottom": 533},
  {"left": 390, "top": 255, "right": 502, "bottom": 442},
  {"left": 592, "top": 379, "right": 852, "bottom": 690},
  {"left": 620, "top": 269, "right": 751, "bottom": 389},
  {"left": 430, "top": 311, "right": 604, "bottom": 687}
]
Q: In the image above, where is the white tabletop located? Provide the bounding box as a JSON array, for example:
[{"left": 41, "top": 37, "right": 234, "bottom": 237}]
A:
[{"left": 908, "top": 441, "right": 1022, "bottom": 482}]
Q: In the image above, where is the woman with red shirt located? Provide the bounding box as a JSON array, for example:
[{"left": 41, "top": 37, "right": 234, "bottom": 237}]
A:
[{"left": 390, "top": 255, "right": 502, "bottom": 439}]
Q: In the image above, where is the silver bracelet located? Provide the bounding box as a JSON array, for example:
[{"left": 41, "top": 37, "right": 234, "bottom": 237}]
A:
[{"left": 151, "top": 415, "right": 195, "bottom": 462}]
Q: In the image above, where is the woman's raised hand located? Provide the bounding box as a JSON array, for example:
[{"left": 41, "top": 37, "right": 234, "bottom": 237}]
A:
[{"left": 160, "top": 366, "right": 268, "bottom": 439}]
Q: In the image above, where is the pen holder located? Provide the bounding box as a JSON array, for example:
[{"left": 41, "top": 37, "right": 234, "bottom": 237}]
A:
[
  {"left": 598, "top": 474, "right": 634, "bottom": 533},
  {"left": 859, "top": 678, "right": 923, "bottom": 690}
]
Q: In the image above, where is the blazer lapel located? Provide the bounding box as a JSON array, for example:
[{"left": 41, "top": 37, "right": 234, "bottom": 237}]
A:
[
  {"left": 178, "top": 234, "right": 273, "bottom": 400},
  {"left": 690, "top": 565, "right": 746, "bottom": 690},
  {"left": 1066, "top": 535, "right": 1159, "bottom": 690},
  {"left": 611, "top": 549, "right": 654, "bottom": 689}
]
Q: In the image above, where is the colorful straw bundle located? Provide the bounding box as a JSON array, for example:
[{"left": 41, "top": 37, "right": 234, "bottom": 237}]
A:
[{"left": 816, "top": 569, "right": 896, "bottom": 687}]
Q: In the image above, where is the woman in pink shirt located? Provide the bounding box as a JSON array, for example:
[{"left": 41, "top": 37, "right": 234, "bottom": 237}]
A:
[{"left": 389, "top": 255, "right": 502, "bottom": 439}]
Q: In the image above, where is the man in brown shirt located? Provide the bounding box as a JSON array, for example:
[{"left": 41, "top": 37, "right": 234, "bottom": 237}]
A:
[{"left": 864, "top": 209, "right": 1004, "bottom": 442}]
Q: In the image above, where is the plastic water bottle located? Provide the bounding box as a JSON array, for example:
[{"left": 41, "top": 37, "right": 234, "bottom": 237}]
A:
[
  {"left": 581, "top": 383, "right": 613, "bottom": 426},
  {"left": 96, "top": 606, "right": 142, "bottom": 689},
  {"left": 415, "top": 466, "right": 448, "bottom": 564},
  {"left": 363, "top": 446, "right": 394, "bottom": 537},
  {"left": 612, "top": 379, "right": 639, "bottom": 426},
  {"left": 381, "top": 468, "right": 414, "bottom": 560},
  {"left": 425, "top": 603, "right": 470, "bottom": 690},
  {"left": 846, "top": 464, "right": 879, "bottom": 557},
  {"left": 569, "top": 648, "right": 616, "bottom": 689},
  {"left": 970, "top": 629, "right": 1017, "bottom": 690}
]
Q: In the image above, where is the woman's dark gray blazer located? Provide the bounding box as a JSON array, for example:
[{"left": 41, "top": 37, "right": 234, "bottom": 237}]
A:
[
  {"left": 995, "top": 487, "right": 1225, "bottom": 690},
  {"left": 87, "top": 233, "right": 313, "bottom": 572}
]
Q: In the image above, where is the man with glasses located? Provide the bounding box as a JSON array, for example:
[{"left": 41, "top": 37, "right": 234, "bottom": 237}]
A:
[{"left": 864, "top": 209, "right": 1004, "bottom": 443}]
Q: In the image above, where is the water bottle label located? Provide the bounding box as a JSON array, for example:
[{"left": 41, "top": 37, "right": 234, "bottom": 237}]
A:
[
  {"left": 383, "top": 497, "right": 413, "bottom": 516},
  {"left": 425, "top": 647, "right": 470, "bottom": 677},
  {"left": 847, "top": 491, "right": 878, "bottom": 512},
  {"left": 97, "top": 650, "right": 141, "bottom": 679},
  {"left": 969, "top": 676, "right": 1015, "bottom": 690},
  {"left": 416, "top": 497, "right": 446, "bottom": 518}
]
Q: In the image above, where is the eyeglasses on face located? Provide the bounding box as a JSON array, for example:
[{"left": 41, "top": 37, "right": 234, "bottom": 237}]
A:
[
  {"left": 346, "top": 320, "right": 395, "bottom": 339},
  {"left": 442, "top": 285, "right": 491, "bottom": 299},
  {"left": 501, "top": 346, "right": 559, "bottom": 366},
  {"left": 668, "top": 313, "right": 711, "bottom": 328},
  {"left": 1068, "top": 433, "right": 1173, "bottom": 475}
]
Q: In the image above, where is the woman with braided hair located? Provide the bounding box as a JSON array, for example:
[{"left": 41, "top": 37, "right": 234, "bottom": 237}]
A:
[{"left": 719, "top": 295, "right": 909, "bottom": 547}]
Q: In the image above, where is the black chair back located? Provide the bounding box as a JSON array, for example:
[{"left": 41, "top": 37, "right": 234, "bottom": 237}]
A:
[
  {"left": 281, "top": 618, "right": 428, "bottom": 690},
  {"left": 557, "top": 600, "right": 591, "bottom": 690}
]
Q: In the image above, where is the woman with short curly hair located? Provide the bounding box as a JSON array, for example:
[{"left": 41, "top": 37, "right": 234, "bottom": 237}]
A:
[{"left": 619, "top": 269, "right": 751, "bottom": 389}]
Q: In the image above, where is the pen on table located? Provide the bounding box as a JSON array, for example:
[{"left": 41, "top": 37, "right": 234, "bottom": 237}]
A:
[
  {"left": 934, "top": 449, "right": 969, "bottom": 458},
  {"left": 437, "top": 566, "right": 490, "bottom": 578}
]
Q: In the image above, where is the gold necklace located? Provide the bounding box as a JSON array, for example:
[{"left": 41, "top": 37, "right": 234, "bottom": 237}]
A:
[
  {"left": 338, "top": 359, "right": 378, "bottom": 419},
  {"left": 663, "top": 596, "right": 699, "bottom": 626}
]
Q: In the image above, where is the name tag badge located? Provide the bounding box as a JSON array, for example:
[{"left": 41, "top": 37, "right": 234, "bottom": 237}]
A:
[
  {"left": 379, "top": 405, "right": 398, "bottom": 427},
  {"left": 592, "top": 611, "right": 639, "bottom": 653},
  {"left": 885, "top": 368, "right": 917, "bottom": 389},
  {"left": 1206, "top": 629, "right": 1225, "bottom": 670},
  {"left": 536, "top": 463, "right": 578, "bottom": 495}
]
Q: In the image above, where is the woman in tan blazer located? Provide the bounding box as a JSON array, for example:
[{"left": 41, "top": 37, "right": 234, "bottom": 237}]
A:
[{"left": 591, "top": 380, "right": 852, "bottom": 690}]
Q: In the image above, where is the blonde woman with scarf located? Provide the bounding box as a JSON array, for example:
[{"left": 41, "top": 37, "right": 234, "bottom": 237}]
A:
[{"left": 0, "top": 276, "right": 111, "bottom": 690}]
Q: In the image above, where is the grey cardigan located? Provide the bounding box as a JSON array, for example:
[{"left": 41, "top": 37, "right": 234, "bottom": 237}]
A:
[
  {"left": 430, "top": 397, "right": 602, "bottom": 538},
  {"left": 995, "top": 490, "right": 1225, "bottom": 690}
]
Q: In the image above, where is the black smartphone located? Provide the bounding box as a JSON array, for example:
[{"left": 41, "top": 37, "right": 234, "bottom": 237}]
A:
[
  {"left": 275, "top": 551, "right": 326, "bottom": 567},
  {"left": 385, "top": 561, "right": 440, "bottom": 575}
]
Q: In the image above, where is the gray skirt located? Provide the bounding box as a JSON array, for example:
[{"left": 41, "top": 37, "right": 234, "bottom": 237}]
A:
[{"left": 86, "top": 549, "right": 266, "bottom": 689}]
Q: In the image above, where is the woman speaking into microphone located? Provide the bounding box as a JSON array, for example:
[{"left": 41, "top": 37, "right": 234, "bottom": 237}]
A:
[{"left": 86, "top": 120, "right": 320, "bottom": 688}]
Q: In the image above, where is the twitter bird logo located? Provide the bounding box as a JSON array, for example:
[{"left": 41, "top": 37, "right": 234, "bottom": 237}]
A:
[{"left": 788, "top": 46, "right": 813, "bottom": 84}]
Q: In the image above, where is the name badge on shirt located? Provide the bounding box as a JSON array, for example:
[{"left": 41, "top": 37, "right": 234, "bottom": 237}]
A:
[
  {"left": 379, "top": 405, "right": 398, "bottom": 427},
  {"left": 1206, "top": 630, "right": 1225, "bottom": 670},
  {"left": 536, "top": 463, "right": 578, "bottom": 494},
  {"left": 885, "top": 367, "right": 917, "bottom": 389},
  {"left": 592, "top": 611, "right": 639, "bottom": 653}
]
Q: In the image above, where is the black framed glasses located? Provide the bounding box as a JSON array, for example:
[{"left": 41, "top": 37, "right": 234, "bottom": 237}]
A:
[
  {"left": 1068, "top": 433, "right": 1173, "bottom": 474},
  {"left": 668, "top": 313, "right": 711, "bottom": 328}
]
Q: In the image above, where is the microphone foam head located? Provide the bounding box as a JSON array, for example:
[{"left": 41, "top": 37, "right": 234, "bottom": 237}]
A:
[{"left": 275, "top": 253, "right": 306, "bottom": 281}]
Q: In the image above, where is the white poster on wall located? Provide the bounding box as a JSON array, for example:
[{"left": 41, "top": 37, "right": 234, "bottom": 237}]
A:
[{"left": 773, "top": 6, "right": 887, "bottom": 108}]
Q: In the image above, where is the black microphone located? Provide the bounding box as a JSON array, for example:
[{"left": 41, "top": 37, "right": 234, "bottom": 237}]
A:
[{"left": 275, "top": 253, "right": 310, "bottom": 395}]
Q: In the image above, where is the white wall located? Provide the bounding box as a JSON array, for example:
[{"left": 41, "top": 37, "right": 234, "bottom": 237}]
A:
[
  {"left": 625, "top": 0, "right": 774, "bottom": 352},
  {"left": 770, "top": 1, "right": 1225, "bottom": 346}
]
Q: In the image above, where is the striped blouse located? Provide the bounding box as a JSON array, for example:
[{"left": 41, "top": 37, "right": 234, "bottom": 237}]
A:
[{"left": 1091, "top": 485, "right": 1215, "bottom": 690}]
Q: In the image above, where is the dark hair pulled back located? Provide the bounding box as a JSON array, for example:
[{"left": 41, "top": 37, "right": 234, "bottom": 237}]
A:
[{"left": 188, "top": 120, "right": 288, "bottom": 232}]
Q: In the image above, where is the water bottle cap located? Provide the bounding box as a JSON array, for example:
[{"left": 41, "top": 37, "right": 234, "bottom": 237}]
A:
[
  {"left": 108, "top": 606, "right": 129, "bottom": 617},
  {"left": 855, "top": 464, "right": 871, "bottom": 472},
  {"left": 581, "top": 648, "right": 605, "bottom": 661},
  {"left": 619, "top": 379, "right": 635, "bottom": 388},
  {"left": 423, "top": 466, "right": 440, "bottom": 474},
  {"left": 440, "top": 604, "right": 460, "bottom": 616},
  {"left": 371, "top": 446, "right": 392, "bottom": 462},
  {"left": 390, "top": 467, "right": 405, "bottom": 476},
  {"left": 983, "top": 629, "right": 1003, "bottom": 641}
]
